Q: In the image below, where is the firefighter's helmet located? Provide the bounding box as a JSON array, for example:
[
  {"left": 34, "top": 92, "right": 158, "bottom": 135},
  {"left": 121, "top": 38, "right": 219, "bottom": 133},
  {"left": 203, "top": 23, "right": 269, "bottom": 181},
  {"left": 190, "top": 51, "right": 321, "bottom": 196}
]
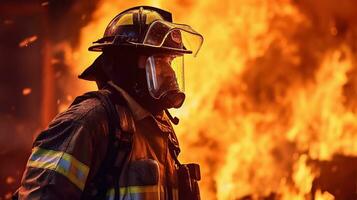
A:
[
  {"left": 88, "top": 6, "right": 203, "bottom": 56},
  {"left": 79, "top": 6, "right": 203, "bottom": 109}
]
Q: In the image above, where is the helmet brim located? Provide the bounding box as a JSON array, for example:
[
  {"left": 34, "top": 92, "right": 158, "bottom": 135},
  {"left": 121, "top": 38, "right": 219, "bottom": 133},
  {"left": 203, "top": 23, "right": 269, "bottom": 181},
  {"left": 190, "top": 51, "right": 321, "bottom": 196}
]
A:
[
  {"left": 79, "top": 44, "right": 192, "bottom": 81},
  {"left": 88, "top": 43, "right": 193, "bottom": 55}
]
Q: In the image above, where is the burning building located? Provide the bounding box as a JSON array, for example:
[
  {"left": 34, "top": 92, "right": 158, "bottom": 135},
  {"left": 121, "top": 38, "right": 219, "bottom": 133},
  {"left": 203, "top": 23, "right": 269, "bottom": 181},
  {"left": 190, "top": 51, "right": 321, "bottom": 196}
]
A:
[{"left": 1, "top": 0, "right": 357, "bottom": 199}]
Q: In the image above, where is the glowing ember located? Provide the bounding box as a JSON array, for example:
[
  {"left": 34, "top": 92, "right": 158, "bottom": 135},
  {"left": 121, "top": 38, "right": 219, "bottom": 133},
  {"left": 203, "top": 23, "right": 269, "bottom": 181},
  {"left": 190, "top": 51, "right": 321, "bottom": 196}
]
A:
[
  {"left": 3, "top": 20, "right": 14, "bottom": 25},
  {"left": 51, "top": 58, "right": 60, "bottom": 65},
  {"left": 19, "top": 35, "right": 38, "bottom": 48},
  {"left": 4, "top": 192, "right": 12, "bottom": 199},
  {"left": 22, "top": 88, "right": 32, "bottom": 96},
  {"left": 41, "top": 1, "right": 49, "bottom": 7},
  {"left": 66, "top": 95, "right": 73, "bottom": 101},
  {"left": 5, "top": 176, "right": 15, "bottom": 185}
]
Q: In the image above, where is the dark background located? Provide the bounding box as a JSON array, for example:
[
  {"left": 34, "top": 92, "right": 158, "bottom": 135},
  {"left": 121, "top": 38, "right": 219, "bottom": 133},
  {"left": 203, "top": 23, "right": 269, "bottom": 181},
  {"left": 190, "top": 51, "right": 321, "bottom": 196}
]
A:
[{"left": 0, "top": 0, "right": 99, "bottom": 198}]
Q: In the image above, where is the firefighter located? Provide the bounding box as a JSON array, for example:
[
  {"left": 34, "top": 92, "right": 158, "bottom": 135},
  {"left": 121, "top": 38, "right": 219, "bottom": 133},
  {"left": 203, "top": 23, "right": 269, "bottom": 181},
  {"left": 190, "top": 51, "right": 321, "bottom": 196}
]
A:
[{"left": 14, "top": 6, "right": 203, "bottom": 200}]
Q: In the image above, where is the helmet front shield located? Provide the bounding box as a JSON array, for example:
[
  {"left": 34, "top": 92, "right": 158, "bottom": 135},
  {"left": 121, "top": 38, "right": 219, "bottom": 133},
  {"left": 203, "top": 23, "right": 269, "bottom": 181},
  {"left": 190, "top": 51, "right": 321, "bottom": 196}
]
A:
[{"left": 135, "top": 20, "right": 204, "bottom": 57}]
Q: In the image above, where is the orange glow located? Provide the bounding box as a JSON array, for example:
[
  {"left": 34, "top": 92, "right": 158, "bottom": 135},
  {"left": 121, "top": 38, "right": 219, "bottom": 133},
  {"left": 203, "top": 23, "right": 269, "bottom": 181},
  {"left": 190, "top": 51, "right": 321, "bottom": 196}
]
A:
[{"left": 64, "top": 0, "right": 357, "bottom": 199}]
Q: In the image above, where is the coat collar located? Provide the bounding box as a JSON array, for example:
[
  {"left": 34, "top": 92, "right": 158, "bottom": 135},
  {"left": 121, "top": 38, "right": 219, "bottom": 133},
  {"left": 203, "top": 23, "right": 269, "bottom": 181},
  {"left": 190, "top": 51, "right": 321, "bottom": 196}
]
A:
[{"left": 107, "top": 81, "right": 151, "bottom": 121}]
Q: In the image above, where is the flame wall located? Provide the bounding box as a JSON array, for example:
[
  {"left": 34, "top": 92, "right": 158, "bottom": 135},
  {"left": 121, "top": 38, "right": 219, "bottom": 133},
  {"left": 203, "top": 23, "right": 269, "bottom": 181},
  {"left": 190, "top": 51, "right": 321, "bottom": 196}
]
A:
[{"left": 67, "top": 0, "right": 357, "bottom": 199}]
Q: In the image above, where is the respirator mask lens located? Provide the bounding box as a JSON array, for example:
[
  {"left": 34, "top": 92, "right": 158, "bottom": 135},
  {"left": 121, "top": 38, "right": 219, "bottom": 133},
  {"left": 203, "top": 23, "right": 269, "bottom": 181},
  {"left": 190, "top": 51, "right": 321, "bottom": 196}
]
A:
[{"left": 145, "top": 54, "right": 185, "bottom": 108}]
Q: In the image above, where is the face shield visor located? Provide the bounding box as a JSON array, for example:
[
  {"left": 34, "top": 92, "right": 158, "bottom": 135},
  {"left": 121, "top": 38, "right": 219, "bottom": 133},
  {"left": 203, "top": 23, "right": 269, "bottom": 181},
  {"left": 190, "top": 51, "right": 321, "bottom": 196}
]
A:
[
  {"left": 139, "top": 20, "right": 204, "bottom": 56},
  {"left": 140, "top": 20, "right": 203, "bottom": 109}
]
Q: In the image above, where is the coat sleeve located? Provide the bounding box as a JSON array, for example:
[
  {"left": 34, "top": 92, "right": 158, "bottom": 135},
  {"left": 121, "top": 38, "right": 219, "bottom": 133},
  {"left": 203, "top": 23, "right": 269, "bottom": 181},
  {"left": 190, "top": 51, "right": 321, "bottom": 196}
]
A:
[{"left": 18, "top": 98, "right": 110, "bottom": 200}]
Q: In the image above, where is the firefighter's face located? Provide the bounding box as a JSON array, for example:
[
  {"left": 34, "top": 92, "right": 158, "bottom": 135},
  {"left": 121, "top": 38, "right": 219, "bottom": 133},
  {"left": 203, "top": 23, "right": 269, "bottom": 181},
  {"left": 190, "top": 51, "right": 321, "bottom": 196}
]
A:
[{"left": 138, "top": 54, "right": 185, "bottom": 109}]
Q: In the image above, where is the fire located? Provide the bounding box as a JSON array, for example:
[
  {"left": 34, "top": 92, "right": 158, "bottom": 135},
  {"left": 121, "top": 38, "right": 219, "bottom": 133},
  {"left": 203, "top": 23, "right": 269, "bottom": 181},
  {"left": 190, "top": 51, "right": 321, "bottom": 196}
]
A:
[
  {"left": 65, "top": 0, "right": 357, "bottom": 199},
  {"left": 315, "top": 191, "right": 335, "bottom": 200}
]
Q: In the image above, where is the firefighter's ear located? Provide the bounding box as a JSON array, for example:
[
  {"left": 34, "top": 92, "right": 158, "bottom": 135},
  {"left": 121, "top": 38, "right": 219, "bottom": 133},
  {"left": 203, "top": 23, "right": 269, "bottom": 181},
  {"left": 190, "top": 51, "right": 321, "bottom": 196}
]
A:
[{"left": 102, "top": 52, "right": 115, "bottom": 73}]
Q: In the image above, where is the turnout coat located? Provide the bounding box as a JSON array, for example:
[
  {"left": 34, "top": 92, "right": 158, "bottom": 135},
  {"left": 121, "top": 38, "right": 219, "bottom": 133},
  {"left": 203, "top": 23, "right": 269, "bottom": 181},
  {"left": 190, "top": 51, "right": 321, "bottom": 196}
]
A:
[{"left": 15, "top": 85, "right": 181, "bottom": 200}]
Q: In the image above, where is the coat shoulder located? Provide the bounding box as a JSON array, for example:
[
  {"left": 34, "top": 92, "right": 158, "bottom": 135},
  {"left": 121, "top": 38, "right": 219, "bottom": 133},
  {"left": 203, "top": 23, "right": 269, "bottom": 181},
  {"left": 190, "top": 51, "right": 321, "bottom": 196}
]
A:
[
  {"left": 35, "top": 93, "right": 111, "bottom": 149},
  {"left": 52, "top": 93, "right": 108, "bottom": 125}
]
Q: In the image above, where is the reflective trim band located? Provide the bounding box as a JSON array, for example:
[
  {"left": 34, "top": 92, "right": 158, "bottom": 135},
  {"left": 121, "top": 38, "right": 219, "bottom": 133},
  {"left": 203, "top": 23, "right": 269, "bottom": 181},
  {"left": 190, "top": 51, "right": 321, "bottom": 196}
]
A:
[
  {"left": 172, "top": 188, "right": 179, "bottom": 200},
  {"left": 106, "top": 185, "right": 161, "bottom": 200},
  {"left": 144, "top": 10, "right": 163, "bottom": 24},
  {"left": 27, "top": 147, "right": 89, "bottom": 190},
  {"left": 115, "top": 13, "right": 134, "bottom": 25}
]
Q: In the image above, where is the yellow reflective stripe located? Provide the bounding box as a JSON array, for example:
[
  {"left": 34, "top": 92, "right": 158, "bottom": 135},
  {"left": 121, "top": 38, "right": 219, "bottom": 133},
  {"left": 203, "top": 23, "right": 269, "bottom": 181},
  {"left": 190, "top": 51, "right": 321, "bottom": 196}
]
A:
[
  {"left": 114, "top": 10, "right": 163, "bottom": 26},
  {"left": 106, "top": 185, "right": 161, "bottom": 199},
  {"left": 107, "top": 189, "right": 115, "bottom": 200},
  {"left": 27, "top": 147, "right": 89, "bottom": 190},
  {"left": 27, "top": 153, "right": 62, "bottom": 170},
  {"left": 115, "top": 13, "right": 134, "bottom": 25},
  {"left": 125, "top": 185, "right": 159, "bottom": 194},
  {"left": 62, "top": 153, "right": 89, "bottom": 178},
  {"left": 173, "top": 188, "right": 179, "bottom": 200},
  {"left": 27, "top": 148, "right": 63, "bottom": 170}
]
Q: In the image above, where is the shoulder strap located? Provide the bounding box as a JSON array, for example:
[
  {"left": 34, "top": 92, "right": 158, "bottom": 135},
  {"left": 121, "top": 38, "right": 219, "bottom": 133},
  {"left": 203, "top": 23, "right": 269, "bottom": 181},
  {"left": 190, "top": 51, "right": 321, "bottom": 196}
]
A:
[
  {"left": 112, "top": 104, "right": 135, "bottom": 200},
  {"left": 79, "top": 90, "right": 134, "bottom": 200}
]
